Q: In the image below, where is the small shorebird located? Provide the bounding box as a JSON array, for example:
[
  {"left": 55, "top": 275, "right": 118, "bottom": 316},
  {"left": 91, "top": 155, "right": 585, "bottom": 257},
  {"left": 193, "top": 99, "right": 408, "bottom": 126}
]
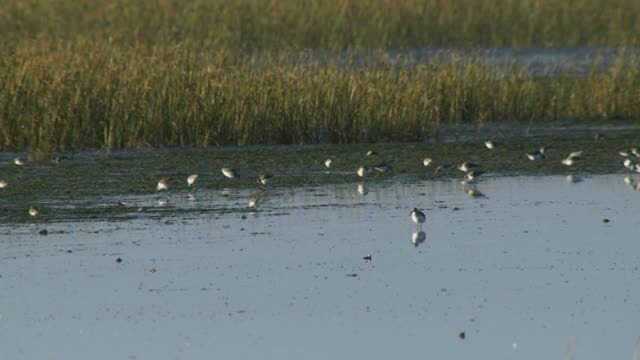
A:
[
  {"left": 258, "top": 173, "right": 273, "bottom": 186},
  {"left": 221, "top": 167, "right": 236, "bottom": 179},
  {"left": 620, "top": 150, "right": 630, "bottom": 157},
  {"left": 526, "top": 147, "right": 545, "bottom": 161},
  {"left": 485, "top": 140, "right": 495, "bottom": 150},
  {"left": 0, "top": 180, "right": 7, "bottom": 189},
  {"left": 324, "top": 159, "right": 332, "bottom": 168},
  {"left": 412, "top": 231, "right": 426, "bottom": 247},
  {"left": 187, "top": 174, "right": 198, "bottom": 187},
  {"left": 366, "top": 150, "right": 377, "bottom": 157},
  {"left": 623, "top": 159, "right": 635, "bottom": 171},
  {"left": 373, "top": 163, "right": 392, "bottom": 173},
  {"left": 28, "top": 206, "right": 38, "bottom": 217},
  {"left": 561, "top": 157, "right": 575, "bottom": 166},
  {"left": 458, "top": 161, "right": 479, "bottom": 173},
  {"left": 567, "top": 151, "right": 583, "bottom": 159},
  {"left": 14, "top": 158, "right": 24, "bottom": 166},
  {"left": 156, "top": 178, "right": 169, "bottom": 191},
  {"left": 423, "top": 157, "right": 433, "bottom": 167},
  {"left": 356, "top": 166, "right": 367, "bottom": 178},
  {"left": 410, "top": 208, "right": 426, "bottom": 226},
  {"left": 632, "top": 148, "right": 640, "bottom": 158},
  {"left": 248, "top": 197, "right": 258, "bottom": 208}
]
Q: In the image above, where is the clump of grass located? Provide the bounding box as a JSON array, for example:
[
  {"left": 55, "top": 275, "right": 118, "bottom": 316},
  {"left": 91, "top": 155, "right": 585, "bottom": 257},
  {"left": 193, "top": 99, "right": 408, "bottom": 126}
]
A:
[{"left": 1, "top": 42, "right": 640, "bottom": 151}]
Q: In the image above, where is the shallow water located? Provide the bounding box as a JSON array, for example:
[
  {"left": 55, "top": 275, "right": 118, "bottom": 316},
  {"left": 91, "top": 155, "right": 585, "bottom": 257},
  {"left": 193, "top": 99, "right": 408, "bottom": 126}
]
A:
[{"left": 1, "top": 174, "right": 639, "bottom": 359}]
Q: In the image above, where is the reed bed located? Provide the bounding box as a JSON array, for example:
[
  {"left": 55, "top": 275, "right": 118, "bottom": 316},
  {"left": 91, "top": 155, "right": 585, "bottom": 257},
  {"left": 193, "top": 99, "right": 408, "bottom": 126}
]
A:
[
  {"left": 2, "top": 0, "right": 640, "bottom": 49},
  {"left": 2, "top": 0, "right": 640, "bottom": 151},
  {"left": 1, "top": 42, "right": 640, "bottom": 151}
]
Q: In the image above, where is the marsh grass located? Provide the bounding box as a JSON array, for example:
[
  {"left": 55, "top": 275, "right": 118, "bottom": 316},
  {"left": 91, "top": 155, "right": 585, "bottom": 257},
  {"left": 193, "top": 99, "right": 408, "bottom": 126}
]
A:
[
  {"left": 2, "top": 1, "right": 640, "bottom": 152},
  {"left": 2, "top": 0, "right": 640, "bottom": 49}
]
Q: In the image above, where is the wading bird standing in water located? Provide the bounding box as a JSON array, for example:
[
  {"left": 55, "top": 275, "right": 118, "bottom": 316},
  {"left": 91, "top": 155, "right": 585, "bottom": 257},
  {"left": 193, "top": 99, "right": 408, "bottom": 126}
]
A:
[{"left": 411, "top": 208, "right": 426, "bottom": 227}]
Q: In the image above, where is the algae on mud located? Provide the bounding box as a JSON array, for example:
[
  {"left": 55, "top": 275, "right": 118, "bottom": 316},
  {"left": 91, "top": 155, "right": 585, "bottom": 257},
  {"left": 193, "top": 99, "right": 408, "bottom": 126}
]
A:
[{"left": 1, "top": 129, "right": 639, "bottom": 223}]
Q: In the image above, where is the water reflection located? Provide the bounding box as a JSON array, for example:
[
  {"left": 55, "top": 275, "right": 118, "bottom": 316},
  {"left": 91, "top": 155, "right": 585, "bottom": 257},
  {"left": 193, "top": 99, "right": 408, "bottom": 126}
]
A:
[
  {"left": 357, "top": 182, "right": 368, "bottom": 196},
  {"left": 411, "top": 230, "right": 426, "bottom": 247}
]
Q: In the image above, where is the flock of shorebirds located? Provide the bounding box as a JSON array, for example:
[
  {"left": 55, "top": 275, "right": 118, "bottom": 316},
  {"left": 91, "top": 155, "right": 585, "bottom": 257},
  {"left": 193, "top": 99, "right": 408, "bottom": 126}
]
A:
[{"left": 1, "top": 139, "right": 640, "bottom": 225}]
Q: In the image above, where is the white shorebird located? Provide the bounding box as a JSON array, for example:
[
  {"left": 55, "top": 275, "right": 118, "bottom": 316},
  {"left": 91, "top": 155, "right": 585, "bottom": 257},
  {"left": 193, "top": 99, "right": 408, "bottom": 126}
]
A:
[
  {"left": 0, "top": 180, "right": 7, "bottom": 189},
  {"left": 458, "top": 161, "right": 479, "bottom": 173},
  {"left": 411, "top": 208, "right": 426, "bottom": 226},
  {"left": 526, "top": 147, "right": 545, "bottom": 161},
  {"left": 324, "top": 159, "right": 332, "bottom": 168},
  {"left": 624, "top": 159, "right": 635, "bottom": 171},
  {"left": 221, "top": 167, "right": 236, "bottom": 179},
  {"left": 423, "top": 157, "right": 433, "bottom": 167},
  {"left": 356, "top": 166, "right": 366, "bottom": 178},
  {"left": 567, "top": 151, "right": 583, "bottom": 159},
  {"left": 485, "top": 140, "right": 495, "bottom": 150},
  {"left": 620, "top": 150, "right": 630, "bottom": 157},
  {"left": 258, "top": 174, "right": 272, "bottom": 186},
  {"left": 28, "top": 206, "right": 38, "bottom": 217},
  {"left": 14, "top": 158, "right": 24, "bottom": 166},
  {"left": 411, "top": 231, "right": 426, "bottom": 247},
  {"left": 156, "top": 178, "right": 169, "bottom": 191},
  {"left": 248, "top": 197, "right": 258, "bottom": 208},
  {"left": 366, "top": 150, "right": 377, "bottom": 157},
  {"left": 187, "top": 174, "right": 198, "bottom": 187},
  {"left": 561, "top": 157, "right": 575, "bottom": 166},
  {"left": 373, "top": 163, "right": 392, "bottom": 173}
]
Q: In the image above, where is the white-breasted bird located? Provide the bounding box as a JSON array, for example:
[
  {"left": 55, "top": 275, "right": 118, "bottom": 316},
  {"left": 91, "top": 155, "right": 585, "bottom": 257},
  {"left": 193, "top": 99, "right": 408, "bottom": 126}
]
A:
[
  {"left": 411, "top": 208, "right": 426, "bottom": 225},
  {"left": 258, "top": 173, "right": 272, "bottom": 186},
  {"left": 526, "top": 147, "right": 545, "bottom": 161},
  {"left": 324, "top": 159, "right": 332, "bottom": 168},
  {"left": 187, "top": 174, "right": 198, "bottom": 187},
  {"left": 620, "top": 150, "right": 630, "bottom": 157},
  {"left": 423, "top": 157, "right": 433, "bottom": 167},
  {"left": 485, "top": 140, "right": 495, "bottom": 150},
  {"left": 221, "top": 167, "right": 236, "bottom": 179},
  {"left": 366, "top": 150, "right": 377, "bottom": 157},
  {"left": 458, "top": 161, "right": 479, "bottom": 173},
  {"left": 561, "top": 157, "right": 575, "bottom": 166},
  {"left": 0, "top": 180, "right": 7, "bottom": 189},
  {"left": 156, "top": 178, "right": 169, "bottom": 191},
  {"left": 567, "top": 151, "right": 583, "bottom": 159},
  {"left": 356, "top": 166, "right": 367, "bottom": 178},
  {"left": 28, "top": 206, "right": 38, "bottom": 217},
  {"left": 14, "top": 158, "right": 24, "bottom": 166},
  {"left": 624, "top": 159, "right": 635, "bottom": 170}
]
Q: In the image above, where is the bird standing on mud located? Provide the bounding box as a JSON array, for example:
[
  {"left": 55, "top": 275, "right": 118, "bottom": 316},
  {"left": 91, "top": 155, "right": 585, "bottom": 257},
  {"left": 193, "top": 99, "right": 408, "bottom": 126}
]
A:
[
  {"left": 221, "top": 167, "right": 236, "bottom": 179},
  {"left": 526, "top": 147, "right": 546, "bottom": 161},
  {"left": 187, "top": 174, "right": 198, "bottom": 187}
]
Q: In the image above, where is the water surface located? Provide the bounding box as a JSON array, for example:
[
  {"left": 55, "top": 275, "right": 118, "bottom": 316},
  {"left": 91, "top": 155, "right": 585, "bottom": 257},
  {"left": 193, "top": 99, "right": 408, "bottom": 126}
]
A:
[{"left": 1, "top": 174, "right": 639, "bottom": 359}]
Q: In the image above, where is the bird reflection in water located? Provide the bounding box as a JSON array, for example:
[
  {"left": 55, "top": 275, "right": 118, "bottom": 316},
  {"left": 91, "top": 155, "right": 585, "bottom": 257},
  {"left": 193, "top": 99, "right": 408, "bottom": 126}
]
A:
[
  {"left": 412, "top": 230, "right": 426, "bottom": 247},
  {"left": 357, "top": 182, "right": 368, "bottom": 196}
]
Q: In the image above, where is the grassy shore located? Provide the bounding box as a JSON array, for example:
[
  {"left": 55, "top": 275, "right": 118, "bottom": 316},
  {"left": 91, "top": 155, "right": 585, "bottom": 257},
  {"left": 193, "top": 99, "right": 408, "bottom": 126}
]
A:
[{"left": 1, "top": 1, "right": 640, "bottom": 152}]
